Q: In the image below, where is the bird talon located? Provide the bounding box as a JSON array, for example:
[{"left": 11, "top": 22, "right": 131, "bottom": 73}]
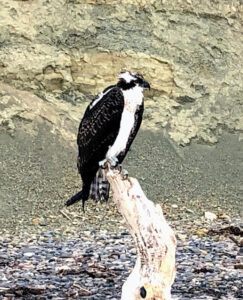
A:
[
  {"left": 100, "top": 163, "right": 107, "bottom": 169},
  {"left": 121, "top": 169, "right": 129, "bottom": 180},
  {"left": 116, "top": 164, "right": 122, "bottom": 173},
  {"left": 99, "top": 159, "right": 108, "bottom": 169}
]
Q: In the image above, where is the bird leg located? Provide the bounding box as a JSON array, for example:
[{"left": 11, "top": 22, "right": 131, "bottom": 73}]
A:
[{"left": 99, "top": 159, "right": 128, "bottom": 178}]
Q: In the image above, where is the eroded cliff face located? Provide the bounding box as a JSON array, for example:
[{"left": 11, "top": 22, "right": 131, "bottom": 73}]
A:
[{"left": 0, "top": 0, "right": 242, "bottom": 144}]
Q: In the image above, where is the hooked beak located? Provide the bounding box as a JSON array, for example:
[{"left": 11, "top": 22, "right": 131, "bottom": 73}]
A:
[{"left": 142, "top": 80, "right": 150, "bottom": 90}]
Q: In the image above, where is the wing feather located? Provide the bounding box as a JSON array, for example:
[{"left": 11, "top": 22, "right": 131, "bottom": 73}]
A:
[{"left": 77, "top": 87, "right": 124, "bottom": 176}]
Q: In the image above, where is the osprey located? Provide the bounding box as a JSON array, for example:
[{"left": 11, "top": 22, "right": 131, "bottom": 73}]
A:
[{"left": 66, "top": 71, "right": 150, "bottom": 208}]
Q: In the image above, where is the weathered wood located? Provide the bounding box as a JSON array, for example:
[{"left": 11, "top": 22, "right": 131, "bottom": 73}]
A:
[{"left": 106, "top": 168, "right": 176, "bottom": 300}]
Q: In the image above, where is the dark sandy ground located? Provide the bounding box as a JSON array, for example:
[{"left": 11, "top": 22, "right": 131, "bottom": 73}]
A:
[
  {"left": 0, "top": 121, "right": 242, "bottom": 234},
  {"left": 0, "top": 120, "right": 242, "bottom": 300}
]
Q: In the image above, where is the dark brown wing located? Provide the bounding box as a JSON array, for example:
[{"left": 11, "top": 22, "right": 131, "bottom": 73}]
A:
[{"left": 77, "top": 87, "right": 124, "bottom": 180}]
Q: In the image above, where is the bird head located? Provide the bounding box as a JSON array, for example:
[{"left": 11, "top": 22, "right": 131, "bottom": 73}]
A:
[{"left": 117, "top": 71, "right": 150, "bottom": 90}]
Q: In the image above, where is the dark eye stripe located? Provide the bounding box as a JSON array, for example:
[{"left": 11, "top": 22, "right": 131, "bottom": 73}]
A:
[{"left": 135, "top": 78, "right": 143, "bottom": 84}]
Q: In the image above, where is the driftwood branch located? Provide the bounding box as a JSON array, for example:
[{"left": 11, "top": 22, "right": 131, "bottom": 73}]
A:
[{"left": 106, "top": 168, "right": 176, "bottom": 300}]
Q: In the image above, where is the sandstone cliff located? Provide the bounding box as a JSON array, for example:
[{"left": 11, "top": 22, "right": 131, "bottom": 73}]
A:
[
  {"left": 0, "top": 0, "right": 242, "bottom": 144},
  {"left": 0, "top": 1, "right": 243, "bottom": 231}
]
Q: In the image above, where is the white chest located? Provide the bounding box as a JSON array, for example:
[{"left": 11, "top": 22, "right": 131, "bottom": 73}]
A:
[
  {"left": 122, "top": 86, "right": 144, "bottom": 113},
  {"left": 105, "top": 86, "right": 144, "bottom": 160}
]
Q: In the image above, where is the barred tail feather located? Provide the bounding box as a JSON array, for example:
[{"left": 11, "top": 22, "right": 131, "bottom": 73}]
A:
[{"left": 90, "top": 168, "right": 110, "bottom": 201}]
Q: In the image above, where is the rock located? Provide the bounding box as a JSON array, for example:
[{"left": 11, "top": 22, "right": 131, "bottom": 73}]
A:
[
  {"left": 32, "top": 218, "right": 40, "bottom": 226},
  {"left": 176, "top": 233, "right": 187, "bottom": 241},
  {"left": 204, "top": 211, "right": 217, "bottom": 221},
  {"left": 0, "top": 227, "right": 242, "bottom": 299},
  {"left": 39, "top": 217, "right": 48, "bottom": 227},
  {"left": 23, "top": 252, "right": 35, "bottom": 257},
  {"left": 195, "top": 228, "right": 208, "bottom": 237},
  {"left": 0, "top": 0, "right": 242, "bottom": 145},
  {"left": 218, "top": 213, "right": 231, "bottom": 222},
  {"left": 234, "top": 263, "right": 243, "bottom": 270}
]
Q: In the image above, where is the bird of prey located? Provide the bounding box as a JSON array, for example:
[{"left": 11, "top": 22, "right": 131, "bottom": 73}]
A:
[{"left": 65, "top": 71, "right": 150, "bottom": 209}]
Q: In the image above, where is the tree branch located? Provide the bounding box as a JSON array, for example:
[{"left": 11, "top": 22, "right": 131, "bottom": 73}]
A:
[{"left": 106, "top": 168, "right": 176, "bottom": 300}]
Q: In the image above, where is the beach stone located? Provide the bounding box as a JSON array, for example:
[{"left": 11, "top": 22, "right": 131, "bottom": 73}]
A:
[{"left": 204, "top": 211, "right": 217, "bottom": 221}]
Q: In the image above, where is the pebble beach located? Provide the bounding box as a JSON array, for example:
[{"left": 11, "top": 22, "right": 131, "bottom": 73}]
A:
[{"left": 0, "top": 214, "right": 242, "bottom": 300}]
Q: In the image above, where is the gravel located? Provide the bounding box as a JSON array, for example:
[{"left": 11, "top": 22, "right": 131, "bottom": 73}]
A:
[{"left": 0, "top": 220, "right": 242, "bottom": 300}]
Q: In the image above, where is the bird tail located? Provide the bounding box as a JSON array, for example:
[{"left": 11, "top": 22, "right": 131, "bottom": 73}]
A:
[
  {"left": 65, "top": 184, "right": 90, "bottom": 210},
  {"left": 65, "top": 169, "right": 109, "bottom": 209},
  {"left": 90, "top": 168, "right": 110, "bottom": 201}
]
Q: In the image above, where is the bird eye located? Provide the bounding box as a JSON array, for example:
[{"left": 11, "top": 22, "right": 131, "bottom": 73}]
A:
[{"left": 135, "top": 78, "right": 143, "bottom": 85}]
